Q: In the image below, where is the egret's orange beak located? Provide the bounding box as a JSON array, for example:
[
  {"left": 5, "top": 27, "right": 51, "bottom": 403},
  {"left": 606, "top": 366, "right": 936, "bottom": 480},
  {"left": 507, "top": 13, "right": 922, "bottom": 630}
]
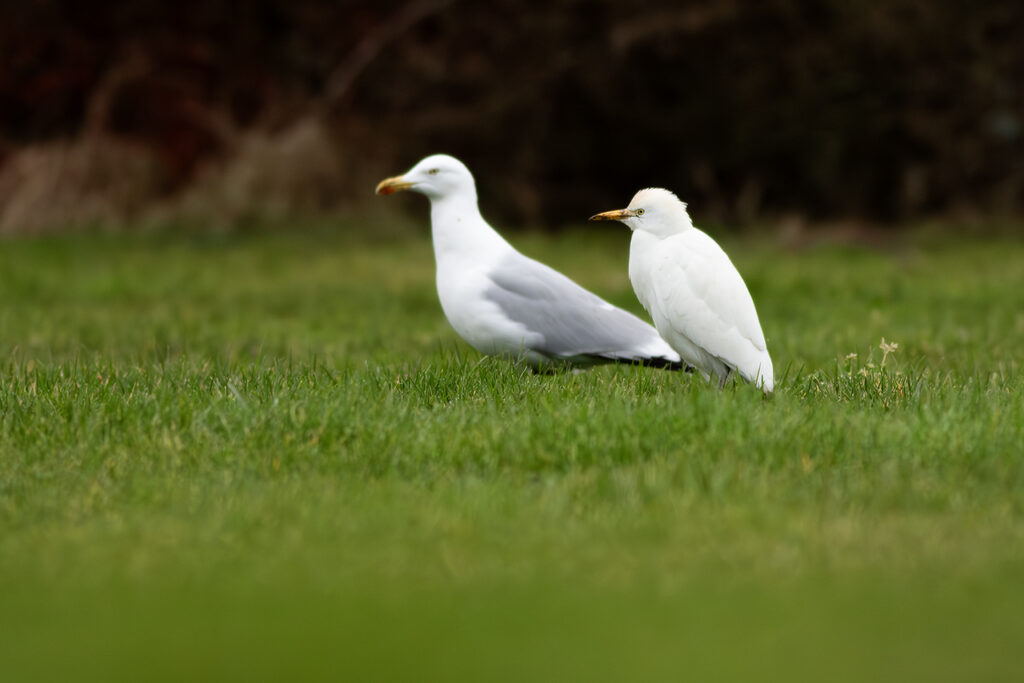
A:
[
  {"left": 375, "top": 175, "right": 416, "bottom": 195},
  {"left": 588, "top": 208, "right": 636, "bottom": 221}
]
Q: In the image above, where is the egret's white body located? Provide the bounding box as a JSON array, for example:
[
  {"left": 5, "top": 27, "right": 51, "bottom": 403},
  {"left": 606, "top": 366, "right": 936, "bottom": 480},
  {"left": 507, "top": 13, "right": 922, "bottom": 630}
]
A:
[
  {"left": 591, "top": 188, "right": 773, "bottom": 392},
  {"left": 376, "top": 155, "right": 683, "bottom": 370}
]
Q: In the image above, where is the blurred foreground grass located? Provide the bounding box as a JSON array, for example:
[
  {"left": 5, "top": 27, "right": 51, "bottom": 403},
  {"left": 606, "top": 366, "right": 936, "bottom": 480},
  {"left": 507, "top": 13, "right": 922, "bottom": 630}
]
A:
[{"left": 1, "top": 225, "right": 1023, "bottom": 681}]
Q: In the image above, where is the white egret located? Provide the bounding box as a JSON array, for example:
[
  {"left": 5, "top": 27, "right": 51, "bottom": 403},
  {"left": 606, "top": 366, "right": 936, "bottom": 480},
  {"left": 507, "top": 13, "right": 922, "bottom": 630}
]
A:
[
  {"left": 590, "top": 188, "right": 773, "bottom": 391},
  {"left": 376, "top": 155, "right": 684, "bottom": 370}
]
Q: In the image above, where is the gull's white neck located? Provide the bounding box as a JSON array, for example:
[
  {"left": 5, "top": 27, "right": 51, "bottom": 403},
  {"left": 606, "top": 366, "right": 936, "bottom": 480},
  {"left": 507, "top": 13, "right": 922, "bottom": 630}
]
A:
[{"left": 428, "top": 191, "right": 511, "bottom": 263}]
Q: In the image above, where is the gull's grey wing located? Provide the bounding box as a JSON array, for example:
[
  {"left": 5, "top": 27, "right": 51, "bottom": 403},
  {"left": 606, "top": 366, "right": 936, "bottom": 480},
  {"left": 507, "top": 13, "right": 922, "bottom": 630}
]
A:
[{"left": 483, "top": 254, "right": 676, "bottom": 363}]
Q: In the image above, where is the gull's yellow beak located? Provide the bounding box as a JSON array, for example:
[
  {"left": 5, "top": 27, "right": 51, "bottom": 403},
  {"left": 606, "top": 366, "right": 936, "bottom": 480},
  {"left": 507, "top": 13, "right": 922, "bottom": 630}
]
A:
[
  {"left": 375, "top": 175, "right": 416, "bottom": 195},
  {"left": 588, "top": 208, "right": 636, "bottom": 222}
]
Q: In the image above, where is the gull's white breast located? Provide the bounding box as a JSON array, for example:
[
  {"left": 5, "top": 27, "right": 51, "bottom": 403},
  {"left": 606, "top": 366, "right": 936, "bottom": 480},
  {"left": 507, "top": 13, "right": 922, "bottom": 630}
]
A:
[{"left": 434, "top": 251, "right": 543, "bottom": 360}]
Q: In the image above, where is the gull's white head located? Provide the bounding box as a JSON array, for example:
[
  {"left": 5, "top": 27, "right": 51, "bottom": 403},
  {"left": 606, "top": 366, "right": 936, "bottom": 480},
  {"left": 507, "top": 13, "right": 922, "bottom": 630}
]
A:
[
  {"left": 589, "top": 187, "right": 693, "bottom": 238},
  {"left": 375, "top": 154, "right": 476, "bottom": 201}
]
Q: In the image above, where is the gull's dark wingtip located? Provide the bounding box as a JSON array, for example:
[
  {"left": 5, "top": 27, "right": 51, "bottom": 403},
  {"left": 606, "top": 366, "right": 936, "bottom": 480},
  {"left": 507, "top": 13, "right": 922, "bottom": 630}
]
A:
[{"left": 613, "top": 356, "right": 694, "bottom": 372}]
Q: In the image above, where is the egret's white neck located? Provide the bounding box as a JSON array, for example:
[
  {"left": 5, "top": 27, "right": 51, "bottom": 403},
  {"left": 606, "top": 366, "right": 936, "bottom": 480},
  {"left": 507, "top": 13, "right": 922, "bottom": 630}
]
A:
[
  {"left": 428, "top": 191, "right": 511, "bottom": 262},
  {"left": 629, "top": 229, "right": 662, "bottom": 264},
  {"left": 640, "top": 212, "right": 693, "bottom": 240}
]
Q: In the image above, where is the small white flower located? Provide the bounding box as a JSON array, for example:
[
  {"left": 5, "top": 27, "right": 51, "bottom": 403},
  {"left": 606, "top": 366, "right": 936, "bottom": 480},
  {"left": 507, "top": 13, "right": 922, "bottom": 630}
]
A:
[
  {"left": 879, "top": 338, "right": 899, "bottom": 367},
  {"left": 879, "top": 338, "right": 899, "bottom": 354},
  {"left": 845, "top": 353, "right": 858, "bottom": 360}
]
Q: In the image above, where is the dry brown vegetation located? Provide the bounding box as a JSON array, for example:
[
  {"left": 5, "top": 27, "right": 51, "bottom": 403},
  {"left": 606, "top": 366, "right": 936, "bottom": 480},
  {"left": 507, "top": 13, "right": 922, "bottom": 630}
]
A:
[{"left": 1, "top": 0, "right": 1021, "bottom": 233}]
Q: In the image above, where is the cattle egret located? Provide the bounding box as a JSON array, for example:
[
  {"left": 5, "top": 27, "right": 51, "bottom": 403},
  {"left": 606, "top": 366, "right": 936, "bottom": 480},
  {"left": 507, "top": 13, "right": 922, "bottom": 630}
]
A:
[
  {"left": 590, "top": 189, "right": 773, "bottom": 391},
  {"left": 376, "top": 155, "right": 684, "bottom": 370}
]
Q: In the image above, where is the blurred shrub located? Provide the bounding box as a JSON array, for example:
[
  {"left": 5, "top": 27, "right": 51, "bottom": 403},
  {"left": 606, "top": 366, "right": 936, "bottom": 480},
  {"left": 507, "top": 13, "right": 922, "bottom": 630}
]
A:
[
  {"left": 0, "top": 137, "right": 163, "bottom": 234},
  {"left": 0, "top": 0, "right": 1021, "bottom": 232},
  {"left": 162, "top": 117, "right": 346, "bottom": 229}
]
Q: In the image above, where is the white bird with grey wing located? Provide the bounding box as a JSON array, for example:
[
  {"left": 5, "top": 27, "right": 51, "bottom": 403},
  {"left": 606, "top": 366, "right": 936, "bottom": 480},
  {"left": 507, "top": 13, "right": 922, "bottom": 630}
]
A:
[
  {"left": 590, "top": 188, "right": 774, "bottom": 392},
  {"left": 375, "top": 154, "right": 684, "bottom": 370}
]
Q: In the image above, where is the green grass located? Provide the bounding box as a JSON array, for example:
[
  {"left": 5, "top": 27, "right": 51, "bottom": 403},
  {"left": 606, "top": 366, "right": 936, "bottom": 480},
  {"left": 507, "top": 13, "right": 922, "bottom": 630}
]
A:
[{"left": 1, "top": 225, "right": 1022, "bottom": 681}]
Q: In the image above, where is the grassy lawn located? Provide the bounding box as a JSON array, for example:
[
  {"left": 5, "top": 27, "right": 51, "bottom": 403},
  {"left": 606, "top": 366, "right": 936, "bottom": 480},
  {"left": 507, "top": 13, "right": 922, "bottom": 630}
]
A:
[{"left": 1, "top": 225, "right": 1022, "bottom": 681}]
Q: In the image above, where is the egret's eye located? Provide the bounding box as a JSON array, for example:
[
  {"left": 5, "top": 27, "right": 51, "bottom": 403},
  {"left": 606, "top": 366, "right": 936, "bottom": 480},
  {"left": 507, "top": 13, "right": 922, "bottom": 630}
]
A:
[
  {"left": 428, "top": 168, "right": 440, "bottom": 175},
  {"left": 635, "top": 208, "right": 645, "bottom": 216}
]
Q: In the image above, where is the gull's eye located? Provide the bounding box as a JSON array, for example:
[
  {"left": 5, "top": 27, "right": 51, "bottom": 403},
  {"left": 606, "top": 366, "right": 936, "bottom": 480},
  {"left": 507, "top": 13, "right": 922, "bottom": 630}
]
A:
[
  {"left": 428, "top": 168, "right": 440, "bottom": 175},
  {"left": 635, "top": 208, "right": 645, "bottom": 216}
]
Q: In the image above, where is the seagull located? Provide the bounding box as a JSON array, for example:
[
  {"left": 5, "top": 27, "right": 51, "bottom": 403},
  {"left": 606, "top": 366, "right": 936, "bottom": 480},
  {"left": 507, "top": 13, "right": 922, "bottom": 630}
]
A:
[
  {"left": 590, "top": 188, "right": 774, "bottom": 392},
  {"left": 375, "top": 154, "right": 684, "bottom": 370}
]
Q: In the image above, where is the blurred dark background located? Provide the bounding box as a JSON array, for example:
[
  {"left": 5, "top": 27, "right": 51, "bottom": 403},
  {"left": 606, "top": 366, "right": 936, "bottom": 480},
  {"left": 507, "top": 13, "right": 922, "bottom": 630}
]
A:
[{"left": 1, "top": 0, "right": 1021, "bottom": 233}]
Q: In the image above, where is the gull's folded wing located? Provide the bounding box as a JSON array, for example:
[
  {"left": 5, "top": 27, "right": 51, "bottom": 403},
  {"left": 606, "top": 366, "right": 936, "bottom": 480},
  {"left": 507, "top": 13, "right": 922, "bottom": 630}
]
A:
[{"left": 484, "top": 254, "right": 680, "bottom": 364}]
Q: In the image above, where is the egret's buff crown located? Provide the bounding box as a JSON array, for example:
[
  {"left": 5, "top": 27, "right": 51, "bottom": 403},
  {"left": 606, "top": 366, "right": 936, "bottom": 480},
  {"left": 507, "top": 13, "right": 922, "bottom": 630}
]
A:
[{"left": 625, "top": 188, "right": 694, "bottom": 238}]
